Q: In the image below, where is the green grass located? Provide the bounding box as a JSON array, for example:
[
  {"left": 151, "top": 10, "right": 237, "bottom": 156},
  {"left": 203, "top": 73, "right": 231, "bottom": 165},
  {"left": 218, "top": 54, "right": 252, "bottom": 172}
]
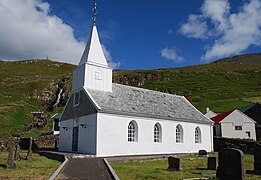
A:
[
  {"left": 0, "top": 56, "right": 260, "bottom": 138},
  {"left": 0, "top": 60, "right": 75, "bottom": 138},
  {"left": 0, "top": 150, "right": 61, "bottom": 179},
  {"left": 111, "top": 154, "right": 261, "bottom": 180}
]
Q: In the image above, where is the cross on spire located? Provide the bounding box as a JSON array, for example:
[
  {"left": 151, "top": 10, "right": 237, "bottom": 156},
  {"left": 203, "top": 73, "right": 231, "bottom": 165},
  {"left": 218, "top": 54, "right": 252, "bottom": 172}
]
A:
[{"left": 93, "top": 0, "right": 97, "bottom": 25}]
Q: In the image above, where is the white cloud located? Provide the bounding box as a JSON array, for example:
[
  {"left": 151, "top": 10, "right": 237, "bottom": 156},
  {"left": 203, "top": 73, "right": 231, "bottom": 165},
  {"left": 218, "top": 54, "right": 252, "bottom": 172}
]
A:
[
  {"left": 180, "top": 14, "right": 209, "bottom": 39},
  {"left": 161, "top": 47, "right": 184, "bottom": 63},
  {"left": 101, "top": 44, "right": 120, "bottom": 69},
  {"left": 180, "top": 0, "right": 261, "bottom": 62},
  {"left": 0, "top": 0, "right": 119, "bottom": 67}
]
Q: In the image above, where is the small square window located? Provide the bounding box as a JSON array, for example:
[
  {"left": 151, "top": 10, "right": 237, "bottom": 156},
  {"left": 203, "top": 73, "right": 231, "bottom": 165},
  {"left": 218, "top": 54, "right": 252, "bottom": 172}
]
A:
[
  {"left": 235, "top": 126, "right": 242, "bottom": 130},
  {"left": 74, "top": 92, "right": 80, "bottom": 106},
  {"left": 246, "top": 131, "right": 251, "bottom": 138}
]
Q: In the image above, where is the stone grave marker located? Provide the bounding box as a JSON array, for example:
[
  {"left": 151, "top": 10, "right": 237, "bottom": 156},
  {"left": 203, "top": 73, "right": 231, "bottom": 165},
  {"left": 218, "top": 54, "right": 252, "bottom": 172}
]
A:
[
  {"left": 6, "top": 138, "right": 16, "bottom": 168},
  {"left": 199, "top": 149, "right": 208, "bottom": 156},
  {"left": 217, "top": 148, "right": 244, "bottom": 180},
  {"left": 26, "top": 137, "right": 33, "bottom": 160},
  {"left": 254, "top": 143, "right": 261, "bottom": 175},
  {"left": 207, "top": 157, "right": 217, "bottom": 170},
  {"left": 168, "top": 156, "right": 181, "bottom": 171}
]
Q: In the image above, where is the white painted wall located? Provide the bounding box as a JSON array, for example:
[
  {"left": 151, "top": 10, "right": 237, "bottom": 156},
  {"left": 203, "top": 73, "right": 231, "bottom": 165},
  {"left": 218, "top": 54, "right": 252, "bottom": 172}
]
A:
[
  {"left": 59, "top": 119, "right": 73, "bottom": 152},
  {"left": 59, "top": 114, "right": 98, "bottom": 154},
  {"left": 221, "top": 110, "right": 256, "bottom": 140},
  {"left": 96, "top": 113, "right": 213, "bottom": 157},
  {"left": 205, "top": 110, "right": 217, "bottom": 119},
  {"left": 78, "top": 114, "right": 97, "bottom": 154},
  {"left": 84, "top": 63, "right": 112, "bottom": 92},
  {"left": 72, "top": 65, "right": 85, "bottom": 91}
]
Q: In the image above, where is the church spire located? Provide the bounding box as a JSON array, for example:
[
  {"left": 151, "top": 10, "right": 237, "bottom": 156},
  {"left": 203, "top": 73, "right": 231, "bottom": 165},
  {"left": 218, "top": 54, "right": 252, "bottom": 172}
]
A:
[{"left": 93, "top": 0, "right": 97, "bottom": 25}]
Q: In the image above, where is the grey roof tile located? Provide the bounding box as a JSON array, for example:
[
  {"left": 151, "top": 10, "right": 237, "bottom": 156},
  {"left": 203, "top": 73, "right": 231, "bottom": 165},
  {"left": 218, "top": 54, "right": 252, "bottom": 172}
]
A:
[{"left": 88, "top": 83, "right": 212, "bottom": 124}]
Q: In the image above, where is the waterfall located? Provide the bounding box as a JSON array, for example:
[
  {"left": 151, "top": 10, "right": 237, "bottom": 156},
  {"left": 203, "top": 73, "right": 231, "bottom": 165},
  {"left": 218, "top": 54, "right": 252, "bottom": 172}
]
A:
[{"left": 53, "top": 88, "right": 63, "bottom": 107}]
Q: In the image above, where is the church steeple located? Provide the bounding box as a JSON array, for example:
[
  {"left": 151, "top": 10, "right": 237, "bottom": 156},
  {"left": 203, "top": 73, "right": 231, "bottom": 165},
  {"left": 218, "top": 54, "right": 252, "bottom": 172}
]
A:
[
  {"left": 78, "top": 0, "right": 108, "bottom": 67},
  {"left": 72, "top": 0, "right": 112, "bottom": 92}
]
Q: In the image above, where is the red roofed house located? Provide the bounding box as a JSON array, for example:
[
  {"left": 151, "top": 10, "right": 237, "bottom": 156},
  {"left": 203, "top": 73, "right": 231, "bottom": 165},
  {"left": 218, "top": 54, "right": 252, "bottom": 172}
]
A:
[{"left": 211, "top": 109, "right": 256, "bottom": 140}]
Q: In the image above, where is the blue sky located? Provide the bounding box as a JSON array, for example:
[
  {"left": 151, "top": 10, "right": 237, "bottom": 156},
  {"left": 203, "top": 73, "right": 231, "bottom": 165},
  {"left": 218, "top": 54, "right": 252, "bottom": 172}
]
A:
[{"left": 0, "top": 0, "right": 260, "bottom": 70}]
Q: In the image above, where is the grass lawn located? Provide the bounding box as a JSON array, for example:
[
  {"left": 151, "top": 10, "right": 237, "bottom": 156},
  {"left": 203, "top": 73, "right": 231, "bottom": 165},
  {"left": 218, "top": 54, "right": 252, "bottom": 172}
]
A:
[
  {"left": 0, "top": 150, "right": 61, "bottom": 179},
  {"left": 111, "top": 154, "right": 261, "bottom": 180}
]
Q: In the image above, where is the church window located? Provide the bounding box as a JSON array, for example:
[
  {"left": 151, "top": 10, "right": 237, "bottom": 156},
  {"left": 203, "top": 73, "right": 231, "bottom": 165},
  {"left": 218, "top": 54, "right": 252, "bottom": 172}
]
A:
[
  {"left": 176, "top": 124, "right": 183, "bottom": 143},
  {"left": 154, "top": 123, "right": 162, "bottom": 143},
  {"left": 74, "top": 92, "right": 80, "bottom": 106},
  {"left": 195, "top": 127, "right": 201, "bottom": 143},
  {"left": 95, "top": 68, "right": 102, "bottom": 80},
  {"left": 128, "top": 121, "right": 137, "bottom": 142}
]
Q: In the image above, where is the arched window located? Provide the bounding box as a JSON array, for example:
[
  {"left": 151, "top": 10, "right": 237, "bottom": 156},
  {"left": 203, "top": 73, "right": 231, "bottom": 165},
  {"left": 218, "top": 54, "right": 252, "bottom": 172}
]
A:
[
  {"left": 154, "top": 123, "right": 162, "bottom": 143},
  {"left": 176, "top": 124, "right": 183, "bottom": 143},
  {"left": 128, "top": 121, "right": 138, "bottom": 142},
  {"left": 195, "top": 127, "right": 201, "bottom": 143}
]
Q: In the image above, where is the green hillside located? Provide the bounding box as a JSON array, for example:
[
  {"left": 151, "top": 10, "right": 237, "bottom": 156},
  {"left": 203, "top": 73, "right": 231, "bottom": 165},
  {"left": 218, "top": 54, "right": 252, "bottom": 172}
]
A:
[{"left": 0, "top": 54, "right": 261, "bottom": 139}]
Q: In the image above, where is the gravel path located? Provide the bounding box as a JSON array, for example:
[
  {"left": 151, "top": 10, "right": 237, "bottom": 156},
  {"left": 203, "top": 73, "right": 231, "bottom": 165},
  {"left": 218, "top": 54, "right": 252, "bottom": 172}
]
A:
[{"left": 55, "top": 158, "right": 113, "bottom": 180}]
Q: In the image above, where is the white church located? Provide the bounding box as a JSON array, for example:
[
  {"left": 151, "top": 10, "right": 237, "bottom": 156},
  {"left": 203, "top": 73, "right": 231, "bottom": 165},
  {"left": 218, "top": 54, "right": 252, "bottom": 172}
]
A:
[{"left": 59, "top": 3, "right": 214, "bottom": 157}]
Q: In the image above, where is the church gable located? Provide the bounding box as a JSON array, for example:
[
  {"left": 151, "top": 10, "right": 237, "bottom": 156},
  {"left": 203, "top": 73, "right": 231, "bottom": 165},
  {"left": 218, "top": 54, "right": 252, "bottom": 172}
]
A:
[{"left": 60, "top": 89, "right": 97, "bottom": 121}]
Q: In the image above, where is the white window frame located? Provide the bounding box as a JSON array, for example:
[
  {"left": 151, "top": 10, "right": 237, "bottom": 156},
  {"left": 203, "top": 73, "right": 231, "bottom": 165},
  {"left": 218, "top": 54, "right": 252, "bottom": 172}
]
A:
[
  {"left": 128, "top": 121, "right": 137, "bottom": 142},
  {"left": 74, "top": 92, "right": 80, "bottom": 106},
  {"left": 154, "top": 123, "right": 162, "bottom": 143},
  {"left": 195, "top": 127, "right": 201, "bottom": 143},
  {"left": 176, "top": 124, "right": 183, "bottom": 143}
]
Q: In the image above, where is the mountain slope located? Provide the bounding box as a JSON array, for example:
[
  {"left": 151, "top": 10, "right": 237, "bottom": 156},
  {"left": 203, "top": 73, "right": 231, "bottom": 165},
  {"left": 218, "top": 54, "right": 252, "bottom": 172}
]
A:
[{"left": 0, "top": 53, "right": 261, "bottom": 138}]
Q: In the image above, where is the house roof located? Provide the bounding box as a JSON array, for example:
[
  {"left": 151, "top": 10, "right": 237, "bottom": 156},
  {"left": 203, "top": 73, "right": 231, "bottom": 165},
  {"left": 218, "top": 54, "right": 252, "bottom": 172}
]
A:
[
  {"left": 210, "top": 110, "right": 234, "bottom": 123},
  {"left": 51, "top": 113, "right": 61, "bottom": 120},
  {"left": 87, "top": 83, "right": 213, "bottom": 124},
  {"left": 239, "top": 103, "right": 256, "bottom": 112}
]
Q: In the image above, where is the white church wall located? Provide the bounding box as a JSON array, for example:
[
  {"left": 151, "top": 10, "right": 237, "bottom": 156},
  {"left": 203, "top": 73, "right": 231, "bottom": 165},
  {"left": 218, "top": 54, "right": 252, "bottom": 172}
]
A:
[
  {"left": 84, "top": 63, "right": 112, "bottom": 92},
  {"left": 59, "top": 119, "right": 73, "bottom": 152},
  {"left": 221, "top": 110, "right": 256, "bottom": 140},
  {"left": 78, "top": 114, "right": 97, "bottom": 154},
  {"left": 96, "top": 113, "right": 213, "bottom": 157},
  {"left": 72, "top": 65, "right": 85, "bottom": 91}
]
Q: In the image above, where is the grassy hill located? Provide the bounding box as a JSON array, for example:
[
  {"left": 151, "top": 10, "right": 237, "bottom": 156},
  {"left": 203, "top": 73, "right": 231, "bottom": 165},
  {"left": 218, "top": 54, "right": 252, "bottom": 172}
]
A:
[{"left": 0, "top": 54, "right": 261, "bottom": 139}]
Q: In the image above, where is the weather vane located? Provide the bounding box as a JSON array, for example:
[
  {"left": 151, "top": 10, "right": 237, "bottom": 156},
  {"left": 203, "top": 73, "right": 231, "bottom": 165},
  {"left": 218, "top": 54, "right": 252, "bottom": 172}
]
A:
[{"left": 93, "top": 0, "right": 97, "bottom": 25}]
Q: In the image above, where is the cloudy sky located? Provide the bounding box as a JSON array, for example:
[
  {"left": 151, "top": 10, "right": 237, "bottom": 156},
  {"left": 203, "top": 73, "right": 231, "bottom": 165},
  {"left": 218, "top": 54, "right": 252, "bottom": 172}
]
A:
[{"left": 0, "top": 0, "right": 260, "bottom": 69}]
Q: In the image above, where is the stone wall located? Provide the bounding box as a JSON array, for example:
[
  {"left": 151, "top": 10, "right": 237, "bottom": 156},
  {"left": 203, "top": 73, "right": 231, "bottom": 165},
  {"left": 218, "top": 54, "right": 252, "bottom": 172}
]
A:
[
  {"left": 1, "top": 134, "right": 59, "bottom": 150},
  {"left": 214, "top": 137, "right": 257, "bottom": 154}
]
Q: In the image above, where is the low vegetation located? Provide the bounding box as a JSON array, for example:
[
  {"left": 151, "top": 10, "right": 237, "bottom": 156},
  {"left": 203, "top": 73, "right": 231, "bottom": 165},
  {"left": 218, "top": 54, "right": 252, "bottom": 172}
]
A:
[
  {"left": 111, "top": 154, "right": 260, "bottom": 180},
  {"left": 0, "top": 150, "right": 61, "bottom": 179},
  {"left": 0, "top": 53, "right": 260, "bottom": 138}
]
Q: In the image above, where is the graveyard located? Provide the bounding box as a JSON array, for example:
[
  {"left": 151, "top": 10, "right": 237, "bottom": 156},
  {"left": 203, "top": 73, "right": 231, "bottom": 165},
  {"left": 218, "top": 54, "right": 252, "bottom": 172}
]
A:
[
  {"left": 110, "top": 153, "right": 260, "bottom": 180},
  {"left": 0, "top": 150, "right": 60, "bottom": 179}
]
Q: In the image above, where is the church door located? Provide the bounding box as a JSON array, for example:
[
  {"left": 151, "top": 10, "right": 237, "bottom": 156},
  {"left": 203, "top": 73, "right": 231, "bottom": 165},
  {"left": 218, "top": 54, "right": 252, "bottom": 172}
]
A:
[{"left": 72, "top": 126, "right": 79, "bottom": 152}]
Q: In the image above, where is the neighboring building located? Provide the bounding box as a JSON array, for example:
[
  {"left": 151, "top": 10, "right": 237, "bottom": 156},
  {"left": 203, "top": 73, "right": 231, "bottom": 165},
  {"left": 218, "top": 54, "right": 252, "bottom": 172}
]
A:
[
  {"left": 205, "top": 108, "right": 218, "bottom": 119},
  {"left": 239, "top": 103, "right": 261, "bottom": 140},
  {"left": 59, "top": 4, "right": 213, "bottom": 157},
  {"left": 51, "top": 113, "right": 61, "bottom": 135},
  {"left": 211, "top": 109, "right": 256, "bottom": 140}
]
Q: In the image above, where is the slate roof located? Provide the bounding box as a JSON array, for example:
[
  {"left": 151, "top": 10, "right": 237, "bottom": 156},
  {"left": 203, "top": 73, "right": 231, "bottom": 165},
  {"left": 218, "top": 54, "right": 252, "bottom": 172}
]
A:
[{"left": 87, "top": 83, "right": 212, "bottom": 124}]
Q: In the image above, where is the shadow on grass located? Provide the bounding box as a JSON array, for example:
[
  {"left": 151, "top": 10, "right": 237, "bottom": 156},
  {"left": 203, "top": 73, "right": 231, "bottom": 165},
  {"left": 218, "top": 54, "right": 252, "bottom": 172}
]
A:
[{"left": 0, "top": 164, "right": 6, "bottom": 168}]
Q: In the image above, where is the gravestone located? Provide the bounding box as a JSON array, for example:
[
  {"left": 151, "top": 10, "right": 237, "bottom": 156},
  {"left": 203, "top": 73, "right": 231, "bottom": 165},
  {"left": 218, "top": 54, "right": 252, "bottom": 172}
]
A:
[
  {"left": 168, "top": 156, "right": 181, "bottom": 171},
  {"left": 217, "top": 148, "right": 244, "bottom": 180},
  {"left": 6, "top": 138, "right": 16, "bottom": 168},
  {"left": 199, "top": 149, "right": 208, "bottom": 156},
  {"left": 14, "top": 143, "right": 20, "bottom": 162},
  {"left": 207, "top": 157, "right": 217, "bottom": 170},
  {"left": 254, "top": 143, "right": 261, "bottom": 175},
  {"left": 26, "top": 137, "right": 33, "bottom": 160}
]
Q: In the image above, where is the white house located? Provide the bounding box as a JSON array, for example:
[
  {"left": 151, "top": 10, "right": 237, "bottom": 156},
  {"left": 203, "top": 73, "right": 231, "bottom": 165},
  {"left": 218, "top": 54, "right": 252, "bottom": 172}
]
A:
[
  {"left": 211, "top": 109, "right": 256, "bottom": 140},
  {"left": 59, "top": 5, "right": 213, "bottom": 157},
  {"left": 205, "top": 108, "right": 218, "bottom": 119}
]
